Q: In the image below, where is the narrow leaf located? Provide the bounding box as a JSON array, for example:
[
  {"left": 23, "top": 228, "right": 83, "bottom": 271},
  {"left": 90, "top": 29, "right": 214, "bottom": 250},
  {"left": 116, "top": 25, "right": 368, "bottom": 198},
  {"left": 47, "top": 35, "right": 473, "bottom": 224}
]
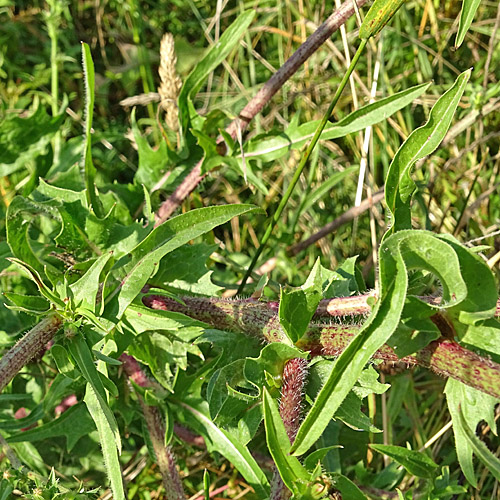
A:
[
  {"left": 262, "top": 388, "right": 310, "bottom": 491},
  {"left": 104, "top": 204, "right": 263, "bottom": 321},
  {"left": 279, "top": 259, "right": 323, "bottom": 343},
  {"left": 67, "top": 334, "right": 121, "bottom": 453},
  {"left": 457, "top": 405, "right": 500, "bottom": 482},
  {"left": 291, "top": 231, "right": 467, "bottom": 456},
  {"left": 359, "top": 0, "right": 406, "bottom": 39},
  {"left": 178, "top": 399, "right": 269, "bottom": 498},
  {"left": 178, "top": 11, "right": 255, "bottom": 137},
  {"left": 243, "top": 82, "right": 431, "bottom": 162},
  {"left": 84, "top": 383, "right": 125, "bottom": 500},
  {"left": 370, "top": 444, "right": 438, "bottom": 478},
  {"left": 385, "top": 70, "right": 471, "bottom": 233},
  {"left": 70, "top": 252, "right": 113, "bottom": 313},
  {"left": 456, "top": 0, "right": 482, "bottom": 48}
]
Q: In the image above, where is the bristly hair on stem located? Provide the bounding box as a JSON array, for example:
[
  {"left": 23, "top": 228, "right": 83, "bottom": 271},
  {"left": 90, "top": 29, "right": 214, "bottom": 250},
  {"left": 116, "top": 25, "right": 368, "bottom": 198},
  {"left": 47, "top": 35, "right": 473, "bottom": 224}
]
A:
[{"left": 143, "top": 294, "right": 500, "bottom": 400}]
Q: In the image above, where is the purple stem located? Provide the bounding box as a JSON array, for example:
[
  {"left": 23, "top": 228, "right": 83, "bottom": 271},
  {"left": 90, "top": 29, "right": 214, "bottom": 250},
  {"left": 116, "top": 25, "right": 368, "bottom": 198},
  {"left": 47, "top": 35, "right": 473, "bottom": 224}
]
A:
[
  {"left": 120, "top": 354, "right": 185, "bottom": 500},
  {"left": 270, "top": 357, "right": 309, "bottom": 500},
  {"left": 143, "top": 295, "right": 500, "bottom": 400},
  {"left": 0, "top": 314, "right": 62, "bottom": 392}
]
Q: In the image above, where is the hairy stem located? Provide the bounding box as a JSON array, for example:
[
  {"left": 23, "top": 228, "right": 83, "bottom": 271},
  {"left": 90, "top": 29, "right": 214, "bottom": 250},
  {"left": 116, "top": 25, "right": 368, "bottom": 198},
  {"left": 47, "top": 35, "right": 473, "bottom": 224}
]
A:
[
  {"left": 120, "top": 354, "right": 185, "bottom": 500},
  {"left": 0, "top": 314, "right": 62, "bottom": 392},
  {"left": 270, "top": 357, "right": 309, "bottom": 500},
  {"left": 143, "top": 295, "right": 500, "bottom": 400},
  {"left": 154, "top": 0, "right": 369, "bottom": 225}
]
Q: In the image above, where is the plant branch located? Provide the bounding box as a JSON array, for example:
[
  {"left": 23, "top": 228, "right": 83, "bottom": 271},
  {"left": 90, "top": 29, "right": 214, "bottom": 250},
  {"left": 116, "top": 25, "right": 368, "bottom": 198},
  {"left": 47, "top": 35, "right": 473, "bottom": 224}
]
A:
[
  {"left": 120, "top": 354, "right": 185, "bottom": 500},
  {"left": 288, "top": 189, "right": 385, "bottom": 256},
  {"left": 143, "top": 295, "right": 500, "bottom": 400},
  {"left": 0, "top": 314, "right": 62, "bottom": 393},
  {"left": 270, "top": 357, "right": 309, "bottom": 500},
  {"left": 154, "top": 0, "right": 369, "bottom": 225},
  {"left": 237, "top": 38, "right": 368, "bottom": 293}
]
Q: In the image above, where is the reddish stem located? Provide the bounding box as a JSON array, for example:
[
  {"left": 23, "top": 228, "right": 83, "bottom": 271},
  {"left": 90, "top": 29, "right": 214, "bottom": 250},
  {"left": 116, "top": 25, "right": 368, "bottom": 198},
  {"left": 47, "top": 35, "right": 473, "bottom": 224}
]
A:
[
  {"left": 270, "top": 357, "right": 309, "bottom": 500},
  {"left": 120, "top": 354, "right": 185, "bottom": 500},
  {"left": 0, "top": 314, "right": 62, "bottom": 392},
  {"left": 144, "top": 295, "right": 500, "bottom": 400}
]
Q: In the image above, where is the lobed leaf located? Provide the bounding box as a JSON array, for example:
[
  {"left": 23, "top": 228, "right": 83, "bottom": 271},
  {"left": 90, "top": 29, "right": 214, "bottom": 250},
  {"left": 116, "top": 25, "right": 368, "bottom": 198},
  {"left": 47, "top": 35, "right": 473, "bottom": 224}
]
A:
[
  {"left": 456, "top": 404, "right": 500, "bottom": 482},
  {"left": 0, "top": 106, "right": 65, "bottom": 177},
  {"left": 369, "top": 444, "right": 438, "bottom": 478},
  {"left": 7, "top": 403, "right": 96, "bottom": 452}
]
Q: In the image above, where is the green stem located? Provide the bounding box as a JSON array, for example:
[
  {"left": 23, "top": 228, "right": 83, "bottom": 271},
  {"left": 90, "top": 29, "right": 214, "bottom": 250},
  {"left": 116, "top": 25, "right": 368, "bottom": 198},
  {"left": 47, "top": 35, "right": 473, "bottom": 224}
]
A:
[
  {"left": 237, "top": 39, "right": 368, "bottom": 294},
  {"left": 47, "top": 1, "right": 61, "bottom": 165}
]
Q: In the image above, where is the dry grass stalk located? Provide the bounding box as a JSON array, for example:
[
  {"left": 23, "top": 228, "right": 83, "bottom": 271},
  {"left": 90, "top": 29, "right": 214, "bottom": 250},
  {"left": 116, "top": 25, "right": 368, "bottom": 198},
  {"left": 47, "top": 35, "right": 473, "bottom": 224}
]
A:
[{"left": 158, "top": 33, "right": 182, "bottom": 131}]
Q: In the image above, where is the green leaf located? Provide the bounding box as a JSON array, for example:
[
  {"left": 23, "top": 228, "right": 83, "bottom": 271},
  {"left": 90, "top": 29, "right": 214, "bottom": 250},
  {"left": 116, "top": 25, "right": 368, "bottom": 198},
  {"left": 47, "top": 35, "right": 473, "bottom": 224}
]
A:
[
  {"left": 70, "top": 252, "right": 113, "bottom": 314},
  {"left": 370, "top": 444, "right": 439, "bottom": 478},
  {"left": 151, "top": 243, "right": 222, "bottom": 296},
  {"left": 50, "top": 344, "right": 80, "bottom": 379},
  {"left": 131, "top": 110, "right": 176, "bottom": 190},
  {"left": 66, "top": 333, "right": 121, "bottom": 453},
  {"left": 242, "top": 82, "right": 431, "bottom": 162},
  {"left": 307, "top": 361, "right": 385, "bottom": 433},
  {"left": 104, "top": 204, "right": 263, "bottom": 321},
  {"left": 6, "top": 196, "right": 61, "bottom": 277},
  {"left": 203, "top": 469, "right": 210, "bottom": 500},
  {"left": 445, "top": 379, "right": 498, "bottom": 486},
  {"left": 279, "top": 259, "right": 323, "bottom": 343},
  {"left": 129, "top": 329, "right": 204, "bottom": 392},
  {"left": 330, "top": 474, "right": 368, "bottom": 500},
  {"left": 385, "top": 70, "right": 471, "bottom": 234},
  {"left": 359, "top": 0, "right": 406, "bottom": 39},
  {"left": 178, "top": 10, "right": 256, "bottom": 139},
  {"left": 207, "top": 359, "right": 254, "bottom": 425},
  {"left": 84, "top": 382, "right": 125, "bottom": 500},
  {"left": 178, "top": 399, "right": 269, "bottom": 498},
  {"left": 456, "top": 0, "right": 482, "bottom": 48},
  {"left": 458, "top": 408, "right": 500, "bottom": 481},
  {"left": 81, "top": 42, "right": 104, "bottom": 218},
  {"left": 262, "top": 388, "right": 310, "bottom": 491},
  {"left": 291, "top": 230, "right": 467, "bottom": 456},
  {"left": 0, "top": 106, "right": 65, "bottom": 177},
  {"left": 3, "top": 293, "right": 50, "bottom": 315},
  {"left": 244, "top": 343, "right": 307, "bottom": 393},
  {"left": 303, "top": 447, "right": 342, "bottom": 472},
  {"left": 7, "top": 258, "right": 65, "bottom": 309},
  {"left": 7, "top": 403, "right": 95, "bottom": 452}
]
